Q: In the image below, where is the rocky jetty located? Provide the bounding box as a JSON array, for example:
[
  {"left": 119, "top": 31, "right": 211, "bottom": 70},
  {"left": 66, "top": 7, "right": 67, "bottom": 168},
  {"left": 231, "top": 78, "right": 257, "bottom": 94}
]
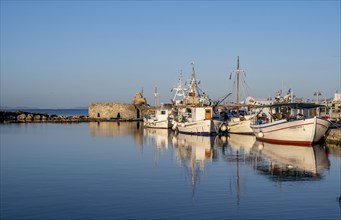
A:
[
  {"left": 0, "top": 110, "right": 141, "bottom": 123},
  {"left": 0, "top": 111, "right": 91, "bottom": 123}
]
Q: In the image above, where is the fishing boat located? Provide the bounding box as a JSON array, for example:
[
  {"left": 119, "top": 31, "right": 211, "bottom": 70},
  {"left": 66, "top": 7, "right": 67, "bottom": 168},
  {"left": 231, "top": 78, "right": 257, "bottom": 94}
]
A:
[
  {"left": 172, "top": 63, "right": 226, "bottom": 135},
  {"left": 143, "top": 108, "right": 172, "bottom": 129},
  {"left": 174, "top": 105, "right": 226, "bottom": 135},
  {"left": 250, "top": 103, "right": 331, "bottom": 145},
  {"left": 227, "top": 56, "right": 256, "bottom": 135}
]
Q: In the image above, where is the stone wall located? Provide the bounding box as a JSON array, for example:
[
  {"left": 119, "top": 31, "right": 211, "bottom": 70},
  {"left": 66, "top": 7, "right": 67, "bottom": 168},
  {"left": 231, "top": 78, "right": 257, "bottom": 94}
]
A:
[{"left": 88, "top": 103, "right": 142, "bottom": 120}]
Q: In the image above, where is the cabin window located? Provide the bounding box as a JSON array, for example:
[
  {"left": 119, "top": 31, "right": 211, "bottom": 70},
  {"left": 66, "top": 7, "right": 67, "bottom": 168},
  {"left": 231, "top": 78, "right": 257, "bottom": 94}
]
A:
[
  {"left": 205, "top": 109, "right": 212, "bottom": 120},
  {"left": 161, "top": 110, "right": 166, "bottom": 115}
]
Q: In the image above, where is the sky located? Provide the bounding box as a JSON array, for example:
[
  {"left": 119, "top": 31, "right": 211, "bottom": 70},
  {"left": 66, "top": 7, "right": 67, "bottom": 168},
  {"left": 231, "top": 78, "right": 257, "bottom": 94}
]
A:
[{"left": 1, "top": 0, "right": 340, "bottom": 108}]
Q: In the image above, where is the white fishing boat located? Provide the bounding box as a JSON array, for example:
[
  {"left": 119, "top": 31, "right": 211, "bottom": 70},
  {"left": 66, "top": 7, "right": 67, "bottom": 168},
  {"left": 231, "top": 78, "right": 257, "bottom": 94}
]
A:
[
  {"left": 228, "top": 115, "right": 255, "bottom": 134},
  {"left": 227, "top": 56, "right": 256, "bottom": 135},
  {"left": 250, "top": 103, "right": 331, "bottom": 145},
  {"left": 143, "top": 108, "right": 172, "bottom": 129},
  {"left": 174, "top": 106, "right": 226, "bottom": 135},
  {"left": 172, "top": 63, "right": 226, "bottom": 135}
]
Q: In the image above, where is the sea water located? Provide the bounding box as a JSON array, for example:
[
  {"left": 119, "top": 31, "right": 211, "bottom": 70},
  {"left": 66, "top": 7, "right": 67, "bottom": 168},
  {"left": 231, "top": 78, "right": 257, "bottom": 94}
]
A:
[{"left": 1, "top": 122, "right": 340, "bottom": 220}]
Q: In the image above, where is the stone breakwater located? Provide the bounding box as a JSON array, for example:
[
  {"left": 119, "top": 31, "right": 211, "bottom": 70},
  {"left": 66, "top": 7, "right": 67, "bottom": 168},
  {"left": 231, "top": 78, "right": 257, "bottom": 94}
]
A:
[{"left": 0, "top": 111, "right": 141, "bottom": 123}]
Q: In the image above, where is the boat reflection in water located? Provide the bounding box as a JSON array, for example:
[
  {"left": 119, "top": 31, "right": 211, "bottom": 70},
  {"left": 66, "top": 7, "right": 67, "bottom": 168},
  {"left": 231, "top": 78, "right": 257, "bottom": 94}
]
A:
[
  {"left": 143, "top": 128, "right": 173, "bottom": 150},
  {"left": 223, "top": 134, "right": 256, "bottom": 205},
  {"left": 143, "top": 128, "right": 175, "bottom": 165},
  {"left": 227, "top": 134, "right": 256, "bottom": 154},
  {"left": 250, "top": 141, "right": 330, "bottom": 180},
  {"left": 172, "top": 134, "right": 225, "bottom": 198}
]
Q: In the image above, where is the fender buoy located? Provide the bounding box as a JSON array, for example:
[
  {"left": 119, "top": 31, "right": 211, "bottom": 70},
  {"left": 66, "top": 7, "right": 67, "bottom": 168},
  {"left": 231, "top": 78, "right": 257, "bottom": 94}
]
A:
[{"left": 220, "top": 124, "right": 227, "bottom": 132}]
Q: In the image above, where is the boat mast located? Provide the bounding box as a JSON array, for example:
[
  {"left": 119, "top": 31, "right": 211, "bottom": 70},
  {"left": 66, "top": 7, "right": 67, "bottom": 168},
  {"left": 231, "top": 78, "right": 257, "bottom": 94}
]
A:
[
  {"left": 236, "top": 56, "right": 240, "bottom": 117},
  {"left": 189, "top": 62, "right": 196, "bottom": 106}
]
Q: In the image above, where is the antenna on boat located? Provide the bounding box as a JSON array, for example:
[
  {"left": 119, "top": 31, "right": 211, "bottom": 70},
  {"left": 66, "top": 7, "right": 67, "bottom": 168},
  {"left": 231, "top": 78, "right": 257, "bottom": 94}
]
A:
[
  {"left": 154, "top": 86, "right": 159, "bottom": 107},
  {"left": 172, "top": 70, "right": 187, "bottom": 105}
]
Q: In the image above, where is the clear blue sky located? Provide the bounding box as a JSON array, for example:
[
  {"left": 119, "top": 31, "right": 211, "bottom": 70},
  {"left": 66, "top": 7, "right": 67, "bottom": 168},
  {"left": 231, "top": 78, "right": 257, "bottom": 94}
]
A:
[{"left": 1, "top": 1, "right": 340, "bottom": 108}]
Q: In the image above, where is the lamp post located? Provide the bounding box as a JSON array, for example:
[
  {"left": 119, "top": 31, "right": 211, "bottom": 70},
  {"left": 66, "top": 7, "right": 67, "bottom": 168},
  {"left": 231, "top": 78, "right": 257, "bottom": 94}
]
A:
[{"left": 313, "top": 90, "right": 321, "bottom": 103}]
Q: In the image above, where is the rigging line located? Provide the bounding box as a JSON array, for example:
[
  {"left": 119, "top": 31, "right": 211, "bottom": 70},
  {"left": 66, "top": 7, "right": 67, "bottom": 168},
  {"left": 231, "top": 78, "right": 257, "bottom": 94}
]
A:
[{"left": 242, "top": 78, "right": 250, "bottom": 94}]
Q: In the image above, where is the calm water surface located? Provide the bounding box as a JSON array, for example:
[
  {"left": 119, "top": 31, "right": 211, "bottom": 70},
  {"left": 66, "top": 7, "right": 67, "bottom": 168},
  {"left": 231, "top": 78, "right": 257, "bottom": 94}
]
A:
[{"left": 1, "top": 122, "right": 341, "bottom": 219}]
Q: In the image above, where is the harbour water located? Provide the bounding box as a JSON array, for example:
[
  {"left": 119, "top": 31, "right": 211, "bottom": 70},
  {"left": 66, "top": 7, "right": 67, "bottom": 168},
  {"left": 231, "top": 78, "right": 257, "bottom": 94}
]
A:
[{"left": 1, "top": 121, "right": 341, "bottom": 219}]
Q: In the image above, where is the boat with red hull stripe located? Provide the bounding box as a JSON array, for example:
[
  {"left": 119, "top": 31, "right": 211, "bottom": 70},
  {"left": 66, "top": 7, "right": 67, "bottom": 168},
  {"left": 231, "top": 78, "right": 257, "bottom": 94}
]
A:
[{"left": 250, "top": 116, "right": 331, "bottom": 145}]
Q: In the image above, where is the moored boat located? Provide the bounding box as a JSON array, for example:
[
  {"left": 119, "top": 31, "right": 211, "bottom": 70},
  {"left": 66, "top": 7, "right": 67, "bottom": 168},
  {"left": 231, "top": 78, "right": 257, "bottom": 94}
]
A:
[
  {"left": 250, "top": 103, "right": 331, "bottom": 145},
  {"left": 174, "top": 106, "right": 226, "bottom": 135},
  {"left": 172, "top": 62, "right": 227, "bottom": 135},
  {"left": 143, "top": 108, "right": 172, "bottom": 129},
  {"left": 228, "top": 115, "right": 255, "bottom": 134},
  {"left": 227, "top": 56, "right": 256, "bottom": 135}
]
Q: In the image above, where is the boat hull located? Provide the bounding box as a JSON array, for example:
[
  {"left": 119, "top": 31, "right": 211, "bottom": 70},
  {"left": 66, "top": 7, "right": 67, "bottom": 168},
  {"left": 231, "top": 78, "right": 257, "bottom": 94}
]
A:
[
  {"left": 228, "top": 118, "right": 254, "bottom": 135},
  {"left": 143, "top": 120, "right": 171, "bottom": 129},
  {"left": 250, "top": 117, "right": 330, "bottom": 145},
  {"left": 176, "top": 119, "right": 222, "bottom": 136}
]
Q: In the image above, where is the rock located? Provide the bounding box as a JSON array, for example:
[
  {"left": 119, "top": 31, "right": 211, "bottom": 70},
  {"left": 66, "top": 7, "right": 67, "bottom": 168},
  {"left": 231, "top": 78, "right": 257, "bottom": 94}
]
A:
[
  {"left": 25, "top": 114, "right": 33, "bottom": 121},
  {"left": 33, "top": 115, "right": 41, "bottom": 121},
  {"left": 41, "top": 115, "right": 47, "bottom": 121},
  {"left": 17, "top": 113, "right": 26, "bottom": 121}
]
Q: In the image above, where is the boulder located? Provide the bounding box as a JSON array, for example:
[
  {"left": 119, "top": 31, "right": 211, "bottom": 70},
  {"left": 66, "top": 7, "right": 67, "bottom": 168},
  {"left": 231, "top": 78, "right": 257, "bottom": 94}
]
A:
[
  {"left": 33, "top": 115, "right": 41, "bottom": 121},
  {"left": 25, "top": 114, "right": 33, "bottom": 121},
  {"left": 17, "top": 113, "right": 26, "bottom": 121}
]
